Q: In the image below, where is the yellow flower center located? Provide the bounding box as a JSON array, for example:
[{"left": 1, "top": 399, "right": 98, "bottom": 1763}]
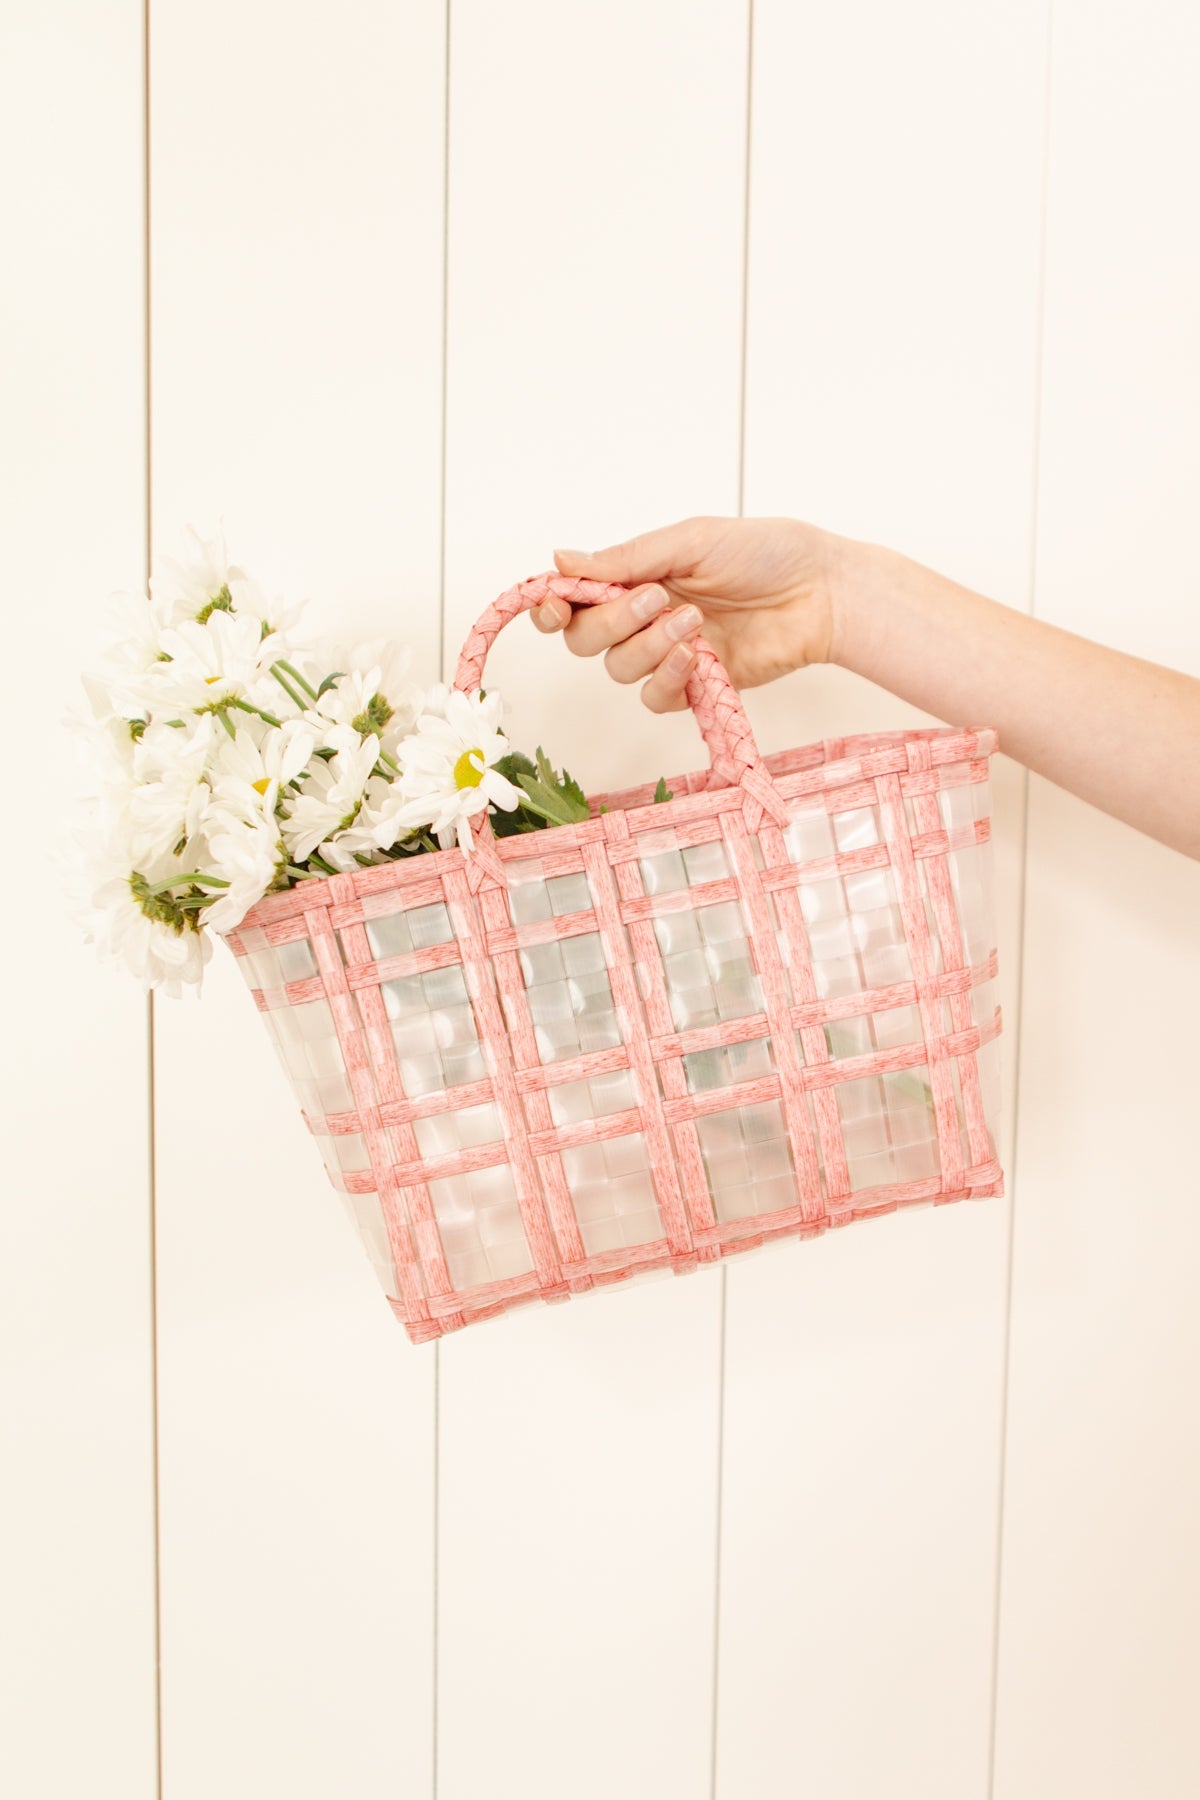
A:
[
  {"left": 252, "top": 776, "right": 272, "bottom": 795},
  {"left": 453, "top": 747, "right": 485, "bottom": 790}
]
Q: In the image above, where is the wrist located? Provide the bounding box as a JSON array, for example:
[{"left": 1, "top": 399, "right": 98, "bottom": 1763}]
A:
[{"left": 824, "top": 534, "right": 899, "bottom": 673}]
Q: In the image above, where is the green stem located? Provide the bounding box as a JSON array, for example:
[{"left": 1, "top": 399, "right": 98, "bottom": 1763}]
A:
[
  {"left": 270, "top": 665, "right": 307, "bottom": 712},
  {"left": 284, "top": 863, "right": 322, "bottom": 880},
  {"left": 230, "top": 697, "right": 283, "bottom": 729},
  {"left": 218, "top": 708, "right": 238, "bottom": 741},
  {"left": 147, "top": 871, "right": 231, "bottom": 894},
  {"left": 276, "top": 659, "right": 318, "bottom": 701}
]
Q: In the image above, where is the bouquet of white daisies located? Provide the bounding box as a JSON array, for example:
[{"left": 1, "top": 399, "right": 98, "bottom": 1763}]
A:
[{"left": 72, "top": 530, "right": 593, "bottom": 994}]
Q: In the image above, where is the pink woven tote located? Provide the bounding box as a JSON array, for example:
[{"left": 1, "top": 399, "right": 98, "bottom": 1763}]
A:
[{"left": 228, "top": 574, "right": 1004, "bottom": 1343}]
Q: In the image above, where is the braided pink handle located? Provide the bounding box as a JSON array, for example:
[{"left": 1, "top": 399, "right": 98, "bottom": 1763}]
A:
[{"left": 454, "top": 573, "right": 777, "bottom": 796}]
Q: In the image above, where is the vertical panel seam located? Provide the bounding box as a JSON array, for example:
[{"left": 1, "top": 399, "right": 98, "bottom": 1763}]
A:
[
  {"left": 735, "top": 0, "right": 755, "bottom": 520},
  {"left": 713, "top": 5, "right": 755, "bottom": 1795},
  {"left": 433, "top": 3, "right": 453, "bottom": 1796},
  {"left": 986, "top": 4, "right": 1056, "bottom": 1795},
  {"left": 143, "top": 1, "right": 164, "bottom": 1794}
]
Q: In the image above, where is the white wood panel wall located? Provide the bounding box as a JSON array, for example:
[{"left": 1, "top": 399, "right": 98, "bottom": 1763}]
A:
[
  {"left": 717, "top": 6, "right": 1051, "bottom": 1796},
  {"left": 147, "top": 6, "right": 444, "bottom": 1796},
  {"left": 1, "top": 7, "right": 158, "bottom": 1798},
  {"left": 7, "top": 3, "right": 1198, "bottom": 1797},
  {"left": 994, "top": 5, "right": 1200, "bottom": 1797}
]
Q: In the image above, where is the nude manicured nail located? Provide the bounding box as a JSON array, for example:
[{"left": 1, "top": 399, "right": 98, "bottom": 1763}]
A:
[
  {"left": 665, "top": 605, "right": 702, "bottom": 642},
  {"left": 533, "top": 600, "right": 567, "bottom": 630},
  {"left": 553, "top": 547, "right": 589, "bottom": 560},
  {"left": 666, "top": 643, "right": 694, "bottom": 676},
  {"left": 631, "top": 584, "right": 669, "bottom": 622}
]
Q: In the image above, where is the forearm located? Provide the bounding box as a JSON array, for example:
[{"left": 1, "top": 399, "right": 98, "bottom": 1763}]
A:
[{"left": 831, "top": 542, "right": 1200, "bottom": 859}]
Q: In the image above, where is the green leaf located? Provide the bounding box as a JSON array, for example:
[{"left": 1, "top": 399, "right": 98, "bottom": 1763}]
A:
[
  {"left": 495, "top": 750, "right": 538, "bottom": 786},
  {"left": 316, "top": 670, "right": 346, "bottom": 698},
  {"left": 558, "top": 765, "right": 588, "bottom": 813},
  {"left": 525, "top": 746, "right": 590, "bottom": 823},
  {"left": 654, "top": 776, "right": 673, "bottom": 803},
  {"left": 516, "top": 775, "right": 591, "bottom": 828},
  {"left": 491, "top": 805, "right": 540, "bottom": 838}
]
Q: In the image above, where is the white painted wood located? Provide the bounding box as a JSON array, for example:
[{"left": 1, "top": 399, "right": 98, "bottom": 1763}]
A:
[
  {"left": 148, "top": 6, "right": 445, "bottom": 1794},
  {"left": 435, "top": 4, "right": 750, "bottom": 1795},
  {"left": 0, "top": 5, "right": 158, "bottom": 1796},
  {"left": 11, "top": 4, "right": 1196, "bottom": 1791},
  {"left": 994, "top": 4, "right": 1200, "bottom": 1794},
  {"left": 716, "top": 5, "right": 1050, "bottom": 1796}
]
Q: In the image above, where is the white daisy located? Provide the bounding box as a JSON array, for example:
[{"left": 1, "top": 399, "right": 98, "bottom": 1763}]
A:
[
  {"left": 225, "top": 569, "right": 310, "bottom": 642},
  {"left": 309, "top": 643, "right": 421, "bottom": 750},
  {"left": 79, "top": 819, "right": 213, "bottom": 994},
  {"left": 210, "top": 717, "right": 316, "bottom": 828},
  {"left": 202, "top": 813, "right": 285, "bottom": 934},
  {"left": 128, "top": 714, "right": 218, "bottom": 863},
  {"left": 376, "top": 686, "right": 520, "bottom": 853},
  {"left": 139, "top": 609, "right": 286, "bottom": 717},
  {"left": 93, "top": 589, "right": 177, "bottom": 717},
  {"left": 67, "top": 679, "right": 141, "bottom": 803},
  {"left": 304, "top": 770, "right": 395, "bottom": 872},
  {"left": 150, "top": 524, "right": 246, "bottom": 625},
  {"left": 281, "top": 732, "right": 382, "bottom": 865}
]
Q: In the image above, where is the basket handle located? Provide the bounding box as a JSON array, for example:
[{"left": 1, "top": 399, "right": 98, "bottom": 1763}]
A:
[{"left": 453, "top": 574, "right": 788, "bottom": 827}]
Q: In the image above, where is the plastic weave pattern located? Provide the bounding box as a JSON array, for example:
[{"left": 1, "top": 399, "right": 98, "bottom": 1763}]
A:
[{"left": 228, "top": 574, "right": 1004, "bottom": 1343}]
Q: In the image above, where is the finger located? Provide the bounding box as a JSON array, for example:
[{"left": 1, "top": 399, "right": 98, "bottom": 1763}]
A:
[
  {"left": 553, "top": 517, "right": 711, "bottom": 586},
  {"left": 561, "top": 583, "right": 670, "bottom": 657},
  {"left": 602, "top": 604, "right": 704, "bottom": 683},
  {"left": 530, "top": 594, "right": 570, "bottom": 633},
  {"left": 641, "top": 642, "right": 696, "bottom": 714}
]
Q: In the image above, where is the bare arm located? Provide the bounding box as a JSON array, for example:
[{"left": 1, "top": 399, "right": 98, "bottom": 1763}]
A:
[
  {"left": 535, "top": 517, "right": 1200, "bottom": 860},
  {"left": 835, "top": 541, "right": 1200, "bottom": 857}
]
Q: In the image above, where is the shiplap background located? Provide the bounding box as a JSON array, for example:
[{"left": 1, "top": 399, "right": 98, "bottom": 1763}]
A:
[{"left": 3, "top": 2, "right": 1198, "bottom": 1796}]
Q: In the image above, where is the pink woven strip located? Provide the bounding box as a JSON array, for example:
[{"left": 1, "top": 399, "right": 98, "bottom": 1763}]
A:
[
  {"left": 472, "top": 877, "right": 595, "bottom": 1293},
  {"left": 756, "top": 819, "right": 991, "bottom": 893},
  {"left": 233, "top": 732, "right": 997, "bottom": 940},
  {"left": 695, "top": 1157, "right": 1004, "bottom": 1243},
  {"left": 455, "top": 575, "right": 736, "bottom": 769},
  {"left": 905, "top": 745, "right": 992, "bottom": 1172},
  {"left": 302, "top": 888, "right": 432, "bottom": 1330},
  {"left": 718, "top": 811, "right": 825, "bottom": 1223},
  {"left": 653, "top": 1014, "right": 1000, "bottom": 1121},
  {"left": 232, "top": 558, "right": 1003, "bottom": 1348},
  {"left": 585, "top": 829, "right": 696, "bottom": 1260},
  {"left": 441, "top": 863, "right": 570, "bottom": 1303},
  {"left": 390, "top": 1154, "right": 1004, "bottom": 1343},
  {"left": 455, "top": 573, "right": 790, "bottom": 848},
  {"left": 876, "top": 771, "right": 965, "bottom": 1189},
  {"left": 329, "top": 1009, "right": 1001, "bottom": 1196},
  {"left": 754, "top": 813, "right": 854, "bottom": 1204},
  {"left": 602, "top": 808, "right": 721, "bottom": 1261},
  {"left": 331, "top": 884, "right": 465, "bottom": 1330},
  {"left": 590, "top": 727, "right": 998, "bottom": 827}
]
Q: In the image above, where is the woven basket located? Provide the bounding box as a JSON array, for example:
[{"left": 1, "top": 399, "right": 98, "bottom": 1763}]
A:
[{"left": 228, "top": 574, "right": 1003, "bottom": 1343}]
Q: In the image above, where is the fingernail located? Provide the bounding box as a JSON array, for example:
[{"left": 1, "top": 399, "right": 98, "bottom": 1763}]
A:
[
  {"left": 533, "top": 600, "right": 567, "bottom": 630},
  {"left": 553, "top": 547, "right": 589, "bottom": 560},
  {"left": 665, "top": 604, "right": 702, "bottom": 642},
  {"left": 666, "top": 643, "right": 694, "bottom": 677},
  {"left": 631, "top": 584, "right": 669, "bottom": 622}
]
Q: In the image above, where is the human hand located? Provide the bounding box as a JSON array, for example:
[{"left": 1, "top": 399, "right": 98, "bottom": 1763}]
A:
[{"left": 533, "top": 515, "right": 845, "bottom": 712}]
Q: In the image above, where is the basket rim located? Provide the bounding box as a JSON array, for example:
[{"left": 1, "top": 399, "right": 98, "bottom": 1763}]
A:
[{"left": 237, "top": 722, "right": 998, "bottom": 932}]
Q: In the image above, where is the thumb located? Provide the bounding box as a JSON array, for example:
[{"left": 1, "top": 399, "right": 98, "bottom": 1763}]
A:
[{"left": 553, "top": 517, "right": 705, "bottom": 586}]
